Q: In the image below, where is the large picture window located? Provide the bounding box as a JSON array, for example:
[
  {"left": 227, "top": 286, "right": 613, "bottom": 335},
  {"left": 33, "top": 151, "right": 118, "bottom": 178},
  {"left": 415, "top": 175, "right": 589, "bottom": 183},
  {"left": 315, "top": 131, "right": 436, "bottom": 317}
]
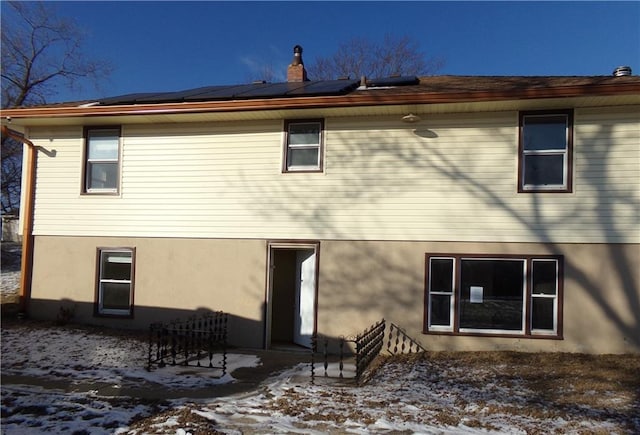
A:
[
  {"left": 95, "top": 248, "right": 135, "bottom": 317},
  {"left": 84, "top": 127, "right": 121, "bottom": 193},
  {"left": 283, "top": 119, "right": 324, "bottom": 172},
  {"left": 518, "top": 110, "right": 573, "bottom": 193},
  {"left": 425, "top": 254, "right": 562, "bottom": 338}
]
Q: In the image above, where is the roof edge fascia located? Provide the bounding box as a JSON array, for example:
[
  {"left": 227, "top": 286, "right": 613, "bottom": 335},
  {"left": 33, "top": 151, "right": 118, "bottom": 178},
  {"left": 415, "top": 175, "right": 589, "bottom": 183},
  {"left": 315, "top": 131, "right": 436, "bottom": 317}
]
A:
[{"left": 2, "top": 82, "right": 639, "bottom": 122}]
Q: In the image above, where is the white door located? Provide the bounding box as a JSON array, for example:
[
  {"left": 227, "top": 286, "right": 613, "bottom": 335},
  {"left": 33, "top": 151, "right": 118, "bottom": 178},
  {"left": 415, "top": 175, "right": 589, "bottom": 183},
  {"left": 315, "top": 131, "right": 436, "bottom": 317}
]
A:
[{"left": 293, "top": 250, "right": 316, "bottom": 348}]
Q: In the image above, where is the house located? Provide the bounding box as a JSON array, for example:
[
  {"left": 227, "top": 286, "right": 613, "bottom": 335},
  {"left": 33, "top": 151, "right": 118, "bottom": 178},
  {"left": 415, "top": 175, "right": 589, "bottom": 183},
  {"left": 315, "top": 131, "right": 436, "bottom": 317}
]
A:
[{"left": 1, "top": 47, "right": 639, "bottom": 354}]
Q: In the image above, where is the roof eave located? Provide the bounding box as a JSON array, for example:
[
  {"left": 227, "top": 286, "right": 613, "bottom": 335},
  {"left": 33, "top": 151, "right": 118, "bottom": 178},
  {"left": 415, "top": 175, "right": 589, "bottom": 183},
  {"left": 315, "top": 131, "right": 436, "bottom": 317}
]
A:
[{"left": 1, "top": 83, "right": 639, "bottom": 122}]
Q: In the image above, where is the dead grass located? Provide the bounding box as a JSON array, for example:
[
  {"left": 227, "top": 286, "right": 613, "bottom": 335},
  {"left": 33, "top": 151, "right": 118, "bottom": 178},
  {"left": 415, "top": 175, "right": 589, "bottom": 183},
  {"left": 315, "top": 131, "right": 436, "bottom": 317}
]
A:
[
  {"left": 249, "top": 351, "right": 636, "bottom": 433},
  {"left": 381, "top": 351, "right": 640, "bottom": 431},
  {"left": 4, "top": 315, "right": 638, "bottom": 433},
  {"left": 123, "top": 350, "right": 638, "bottom": 433},
  {"left": 409, "top": 351, "right": 640, "bottom": 403},
  {"left": 126, "top": 407, "right": 223, "bottom": 435}
]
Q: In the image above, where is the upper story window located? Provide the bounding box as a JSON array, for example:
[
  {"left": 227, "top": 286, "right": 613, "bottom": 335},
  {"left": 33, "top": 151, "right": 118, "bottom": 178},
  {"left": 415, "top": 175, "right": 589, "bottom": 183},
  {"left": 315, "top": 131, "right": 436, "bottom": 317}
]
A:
[
  {"left": 518, "top": 110, "right": 573, "bottom": 193},
  {"left": 283, "top": 119, "right": 324, "bottom": 172},
  {"left": 84, "top": 127, "right": 121, "bottom": 193}
]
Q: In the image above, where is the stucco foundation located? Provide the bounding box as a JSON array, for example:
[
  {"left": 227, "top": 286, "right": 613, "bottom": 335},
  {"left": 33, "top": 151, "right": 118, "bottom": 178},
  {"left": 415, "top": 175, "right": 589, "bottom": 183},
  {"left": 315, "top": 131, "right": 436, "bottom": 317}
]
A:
[{"left": 28, "top": 236, "right": 639, "bottom": 353}]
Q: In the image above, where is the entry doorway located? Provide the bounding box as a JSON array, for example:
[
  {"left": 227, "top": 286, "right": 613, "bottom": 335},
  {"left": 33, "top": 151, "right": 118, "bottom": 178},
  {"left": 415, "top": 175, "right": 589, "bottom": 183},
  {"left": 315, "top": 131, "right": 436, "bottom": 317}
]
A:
[{"left": 266, "top": 243, "right": 318, "bottom": 349}]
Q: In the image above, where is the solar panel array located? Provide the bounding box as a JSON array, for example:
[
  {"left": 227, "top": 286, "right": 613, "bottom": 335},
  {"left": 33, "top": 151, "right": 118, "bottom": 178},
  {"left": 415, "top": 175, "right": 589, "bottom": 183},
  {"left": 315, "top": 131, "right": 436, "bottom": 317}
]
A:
[
  {"left": 98, "top": 79, "right": 362, "bottom": 105},
  {"left": 97, "top": 76, "right": 421, "bottom": 106},
  {"left": 367, "top": 76, "right": 420, "bottom": 87}
]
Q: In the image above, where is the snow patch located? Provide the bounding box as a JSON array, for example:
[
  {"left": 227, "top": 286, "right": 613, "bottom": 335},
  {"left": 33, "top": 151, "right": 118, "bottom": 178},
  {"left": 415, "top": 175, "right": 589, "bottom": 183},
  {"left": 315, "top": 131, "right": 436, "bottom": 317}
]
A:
[{"left": 2, "top": 322, "right": 637, "bottom": 434}]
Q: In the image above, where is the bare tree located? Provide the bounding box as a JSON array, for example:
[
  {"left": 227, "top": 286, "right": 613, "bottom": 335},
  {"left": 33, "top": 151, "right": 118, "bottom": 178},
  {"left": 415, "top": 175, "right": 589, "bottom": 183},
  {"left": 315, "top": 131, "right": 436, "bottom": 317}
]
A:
[
  {"left": 306, "top": 35, "right": 444, "bottom": 81},
  {"left": 1, "top": 1, "right": 111, "bottom": 213},
  {"left": 0, "top": 140, "right": 22, "bottom": 214}
]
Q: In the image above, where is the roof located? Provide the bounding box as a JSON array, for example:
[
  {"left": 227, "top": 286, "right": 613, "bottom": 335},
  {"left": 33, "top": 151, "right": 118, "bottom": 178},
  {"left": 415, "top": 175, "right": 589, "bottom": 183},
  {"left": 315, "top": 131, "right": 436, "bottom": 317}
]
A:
[
  {"left": 2, "top": 75, "right": 639, "bottom": 123},
  {"left": 78, "top": 75, "right": 640, "bottom": 106},
  {"left": 381, "top": 75, "right": 640, "bottom": 95}
]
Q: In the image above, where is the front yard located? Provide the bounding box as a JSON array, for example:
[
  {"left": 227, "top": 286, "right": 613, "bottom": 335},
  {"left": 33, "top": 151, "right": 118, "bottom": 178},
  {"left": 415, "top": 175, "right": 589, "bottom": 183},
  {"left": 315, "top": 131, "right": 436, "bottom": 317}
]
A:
[{"left": 1, "top": 319, "right": 638, "bottom": 434}]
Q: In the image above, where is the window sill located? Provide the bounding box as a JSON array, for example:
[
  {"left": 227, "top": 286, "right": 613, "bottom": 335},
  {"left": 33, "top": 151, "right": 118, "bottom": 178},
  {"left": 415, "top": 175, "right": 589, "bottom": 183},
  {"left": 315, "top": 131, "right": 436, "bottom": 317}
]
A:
[
  {"left": 423, "top": 330, "right": 563, "bottom": 340},
  {"left": 518, "top": 186, "right": 572, "bottom": 194},
  {"left": 82, "top": 190, "right": 120, "bottom": 196},
  {"left": 94, "top": 311, "right": 133, "bottom": 319},
  {"left": 283, "top": 168, "right": 323, "bottom": 173}
]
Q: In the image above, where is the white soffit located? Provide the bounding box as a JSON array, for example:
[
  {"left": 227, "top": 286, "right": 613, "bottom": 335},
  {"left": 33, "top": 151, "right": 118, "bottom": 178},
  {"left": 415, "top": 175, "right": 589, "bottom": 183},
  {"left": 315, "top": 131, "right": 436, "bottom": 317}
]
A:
[{"left": 3, "top": 95, "right": 639, "bottom": 127}]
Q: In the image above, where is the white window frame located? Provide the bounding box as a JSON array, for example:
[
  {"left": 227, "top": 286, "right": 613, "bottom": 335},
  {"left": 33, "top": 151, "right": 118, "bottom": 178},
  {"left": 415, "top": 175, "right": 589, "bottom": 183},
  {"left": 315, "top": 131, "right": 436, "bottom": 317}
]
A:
[
  {"left": 519, "top": 110, "right": 573, "bottom": 193},
  {"left": 84, "top": 127, "right": 121, "bottom": 194},
  {"left": 530, "top": 259, "right": 559, "bottom": 335},
  {"left": 96, "top": 248, "right": 134, "bottom": 316},
  {"left": 518, "top": 110, "right": 573, "bottom": 193},
  {"left": 427, "top": 257, "right": 456, "bottom": 331},
  {"left": 283, "top": 119, "right": 323, "bottom": 172}
]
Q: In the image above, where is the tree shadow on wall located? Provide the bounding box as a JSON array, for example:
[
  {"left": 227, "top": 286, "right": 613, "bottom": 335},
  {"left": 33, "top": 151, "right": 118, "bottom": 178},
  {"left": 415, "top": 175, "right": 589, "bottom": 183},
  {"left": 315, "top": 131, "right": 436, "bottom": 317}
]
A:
[{"left": 239, "top": 115, "right": 639, "bottom": 351}]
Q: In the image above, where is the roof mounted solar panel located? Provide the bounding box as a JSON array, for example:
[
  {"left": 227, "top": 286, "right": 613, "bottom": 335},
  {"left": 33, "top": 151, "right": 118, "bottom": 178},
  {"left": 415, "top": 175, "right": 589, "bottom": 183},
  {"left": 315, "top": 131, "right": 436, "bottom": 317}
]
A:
[
  {"left": 286, "top": 79, "right": 360, "bottom": 96},
  {"left": 97, "top": 78, "right": 363, "bottom": 105},
  {"left": 181, "top": 83, "right": 270, "bottom": 101},
  {"left": 235, "top": 82, "right": 308, "bottom": 98},
  {"left": 133, "top": 85, "right": 233, "bottom": 103},
  {"left": 366, "top": 76, "right": 420, "bottom": 87},
  {"left": 98, "top": 92, "right": 172, "bottom": 105}
]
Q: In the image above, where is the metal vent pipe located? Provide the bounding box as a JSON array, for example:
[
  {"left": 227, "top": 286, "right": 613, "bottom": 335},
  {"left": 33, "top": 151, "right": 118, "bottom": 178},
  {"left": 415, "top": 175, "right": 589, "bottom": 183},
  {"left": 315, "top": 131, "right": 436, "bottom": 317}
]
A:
[{"left": 613, "top": 66, "right": 632, "bottom": 76}]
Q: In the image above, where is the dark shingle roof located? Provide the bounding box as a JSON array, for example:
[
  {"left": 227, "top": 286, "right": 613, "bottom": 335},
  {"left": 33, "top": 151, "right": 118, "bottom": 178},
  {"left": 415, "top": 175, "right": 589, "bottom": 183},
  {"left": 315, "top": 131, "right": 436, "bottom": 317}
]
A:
[
  {"left": 357, "top": 75, "right": 640, "bottom": 96},
  {"left": 3, "top": 75, "right": 638, "bottom": 113},
  {"left": 92, "top": 75, "right": 640, "bottom": 106}
]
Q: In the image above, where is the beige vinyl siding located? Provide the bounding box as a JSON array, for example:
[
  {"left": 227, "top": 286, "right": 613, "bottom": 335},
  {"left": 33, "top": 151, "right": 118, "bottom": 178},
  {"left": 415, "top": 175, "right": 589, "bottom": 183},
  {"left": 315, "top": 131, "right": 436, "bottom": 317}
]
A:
[{"left": 29, "top": 107, "right": 639, "bottom": 243}]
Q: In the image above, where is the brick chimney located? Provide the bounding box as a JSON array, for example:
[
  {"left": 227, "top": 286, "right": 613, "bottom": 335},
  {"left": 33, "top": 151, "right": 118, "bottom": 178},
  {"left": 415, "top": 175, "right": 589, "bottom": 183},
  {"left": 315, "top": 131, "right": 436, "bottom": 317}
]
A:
[{"left": 287, "top": 45, "right": 308, "bottom": 82}]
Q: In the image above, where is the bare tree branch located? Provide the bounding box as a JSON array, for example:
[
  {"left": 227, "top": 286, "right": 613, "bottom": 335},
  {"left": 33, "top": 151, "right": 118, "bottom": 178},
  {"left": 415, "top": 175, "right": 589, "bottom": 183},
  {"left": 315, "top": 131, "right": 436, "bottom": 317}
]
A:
[
  {"left": 306, "top": 34, "right": 444, "bottom": 81},
  {"left": 0, "top": 1, "right": 112, "bottom": 213},
  {"left": 1, "top": 1, "right": 112, "bottom": 108}
]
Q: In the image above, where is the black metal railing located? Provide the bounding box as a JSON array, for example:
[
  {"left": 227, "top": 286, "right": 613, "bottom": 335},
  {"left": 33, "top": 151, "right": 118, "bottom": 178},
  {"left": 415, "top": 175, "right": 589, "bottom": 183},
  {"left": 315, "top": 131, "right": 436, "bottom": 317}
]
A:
[
  {"left": 311, "top": 318, "right": 386, "bottom": 385},
  {"left": 355, "top": 318, "right": 386, "bottom": 382},
  {"left": 147, "top": 311, "right": 228, "bottom": 376},
  {"left": 386, "top": 322, "right": 426, "bottom": 355},
  {"left": 311, "top": 334, "right": 351, "bottom": 381}
]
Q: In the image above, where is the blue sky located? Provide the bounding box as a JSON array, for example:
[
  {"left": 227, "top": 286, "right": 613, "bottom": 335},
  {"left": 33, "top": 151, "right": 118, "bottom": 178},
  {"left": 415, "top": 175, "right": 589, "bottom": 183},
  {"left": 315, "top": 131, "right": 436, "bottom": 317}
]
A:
[{"left": 30, "top": 1, "right": 640, "bottom": 102}]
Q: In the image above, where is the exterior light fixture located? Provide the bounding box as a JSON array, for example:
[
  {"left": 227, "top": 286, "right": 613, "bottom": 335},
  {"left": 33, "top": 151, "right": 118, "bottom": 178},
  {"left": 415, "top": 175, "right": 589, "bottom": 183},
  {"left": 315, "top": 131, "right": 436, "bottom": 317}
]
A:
[{"left": 402, "top": 113, "right": 421, "bottom": 123}]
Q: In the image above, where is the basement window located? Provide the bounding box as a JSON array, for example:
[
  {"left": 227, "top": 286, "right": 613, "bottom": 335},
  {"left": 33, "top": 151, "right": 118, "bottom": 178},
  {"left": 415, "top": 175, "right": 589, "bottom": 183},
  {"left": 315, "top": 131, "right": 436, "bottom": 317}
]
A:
[
  {"left": 84, "top": 127, "right": 121, "bottom": 194},
  {"left": 425, "top": 254, "right": 562, "bottom": 338},
  {"left": 518, "top": 110, "right": 573, "bottom": 193},
  {"left": 95, "top": 248, "right": 135, "bottom": 317},
  {"left": 283, "top": 119, "right": 324, "bottom": 172}
]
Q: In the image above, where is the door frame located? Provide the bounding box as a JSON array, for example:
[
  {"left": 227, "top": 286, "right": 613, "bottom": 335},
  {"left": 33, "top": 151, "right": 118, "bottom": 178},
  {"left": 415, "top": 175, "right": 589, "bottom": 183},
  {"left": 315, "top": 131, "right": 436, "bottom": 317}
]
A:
[{"left": 265, "top": 241, "right": 320, "bottom": 349}]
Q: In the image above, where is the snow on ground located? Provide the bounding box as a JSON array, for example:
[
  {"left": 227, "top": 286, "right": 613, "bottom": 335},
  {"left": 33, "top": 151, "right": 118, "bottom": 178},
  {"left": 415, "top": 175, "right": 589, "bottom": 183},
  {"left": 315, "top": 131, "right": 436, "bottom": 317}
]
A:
[
  {"left": 180, "top": 360, "right": 631, "bottom": 435},
  {"left": 1, "top": 241, "right": 21, "bottom": 297},
  {"left": 1, "top": 322, "right": 262, "bottom": 434},
  {"left": 2, "top": 325, "right": 257, "bottom": 388},
  {"left": 0, "top": 270, "right": 20, "bottom": 296},
  {"left": 2, "top": 321, "right": 637, "bottom": 434}
]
